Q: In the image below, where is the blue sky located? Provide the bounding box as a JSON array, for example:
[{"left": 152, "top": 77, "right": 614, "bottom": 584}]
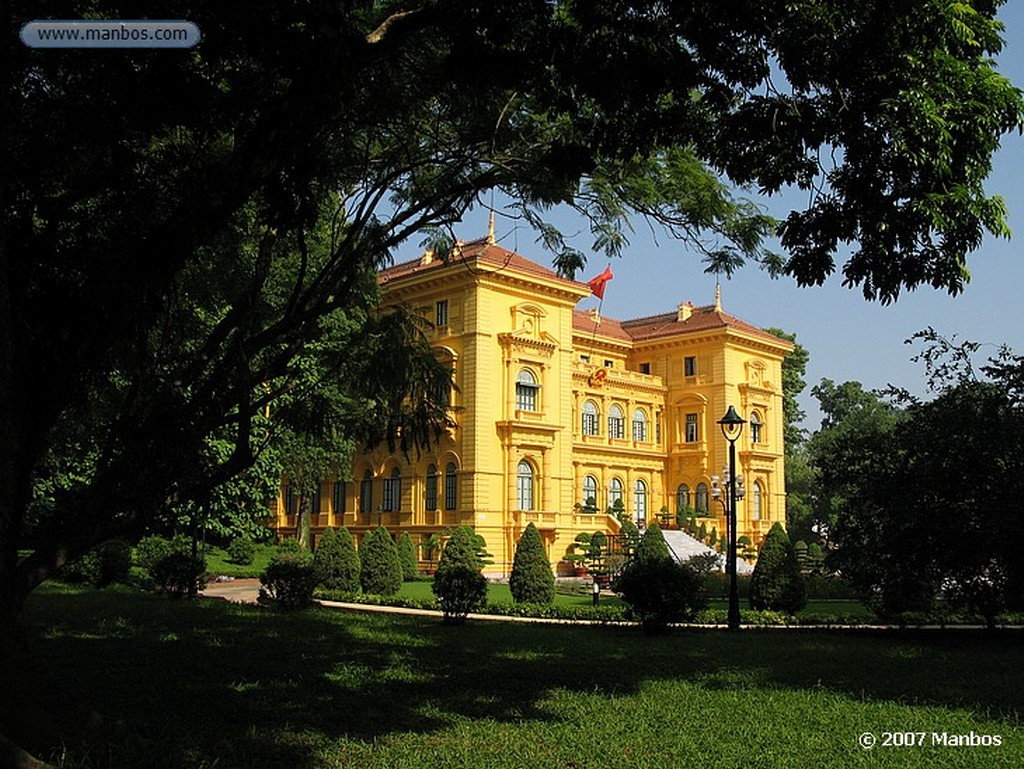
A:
[{"left": 395, "top": 5, "right": 1024, "bottom": 433}]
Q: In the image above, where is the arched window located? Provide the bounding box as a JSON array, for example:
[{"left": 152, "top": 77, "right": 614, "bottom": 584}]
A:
[
  {"left": 633, "top": 479, "right": 648, "bottom": 524},
  {"left": 608, "top": 477, "right": 624, "bottom": 510},
  {"left": 632, "top": 409, "right": 648, "bottom": 442},
  {"left": 750, "top": 411, "right": 764, "bottom": 444},
  {"left": 582, "top": 476, "right": 598, "bottom": 511},
  {"left": 582, "top": 400, "right": 599, "bottom": 435},
  {"left": 444, "top": 462, "right": 458, "bottom": 511},
  {"left": 676, "top": 483, "right": 690, "bottom": 513},
  {"left": 516, "top": 460, "right": 534, "bottom": 511},
  {"left": 516, "top": 369, "right": 539, "bottom": 411},
  {"left": 752, "top": 481, "right": 763, "bottom": 520},
  {"left": 359, "top": 470, "right": 373, "bottom": 514},
  {"left": 695, "top": 482, "right": 709, "bottom": 513},
  {"left": 425, "top": 464, "right": 438, "bottom": 510},
  {"left": 383, "top": 467, "right": 401, "bottom": 511},
  {"left": 608, "top": 405, "right": 625, "bottom": 439}
]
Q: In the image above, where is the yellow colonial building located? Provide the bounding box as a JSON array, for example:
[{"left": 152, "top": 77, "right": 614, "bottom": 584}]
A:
[{"left": 272, "top": 233, "right": 793, "bottom": 576}]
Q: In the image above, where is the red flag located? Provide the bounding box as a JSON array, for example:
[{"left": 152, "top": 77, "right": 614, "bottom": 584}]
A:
[{"left": 586, "top": 266, "right": 613, "bottom": 300}]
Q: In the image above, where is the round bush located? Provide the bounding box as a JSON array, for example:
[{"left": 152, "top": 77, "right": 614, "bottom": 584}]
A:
[
  {"left": 314, "top": 527, "right": 360, "bottom": 592},
  {"left": 509, "top": 523, "right": 555, "bottom": 604},
  {"left": 260, "top": 551, "right": 318, "bottom": 610},
  {"left": 433, "top": 564, "right": 487, "bottom": 624},
  {"left": 613, "top": 558, "right": 707, "bottom": 633},
  {"left": 151, "top": 552, "right": 208, "bottom": 599},
  {"left": 226, "top": 537, "right": 257, "bottom": 566},
  {"left": 359, "top": 527, "right": 402, "bottom": 596},
  {"left": 134, "top": 535, "right": 175, "bottom": 571}
]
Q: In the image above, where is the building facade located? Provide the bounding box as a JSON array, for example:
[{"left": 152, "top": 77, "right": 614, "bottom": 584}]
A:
[{"left": 271, "top": 234, "right": 793, "bottom": 575}]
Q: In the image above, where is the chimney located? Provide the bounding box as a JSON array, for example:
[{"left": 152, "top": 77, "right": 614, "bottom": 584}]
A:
[{"left": 677, "top": 301, "right": 693, "bottom": 322}]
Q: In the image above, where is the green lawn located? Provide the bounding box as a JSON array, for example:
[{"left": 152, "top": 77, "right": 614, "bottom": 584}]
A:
[
  {"left": 21, "top": 583, "right": 1023, "bottom": 768},
  {"left": 202, "top": 543, "right": 277, "bottom": 578}
]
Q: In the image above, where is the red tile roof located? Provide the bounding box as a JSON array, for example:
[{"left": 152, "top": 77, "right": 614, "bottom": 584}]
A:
[
  {"left": 572, "top": 310, "right": 633, "bottom": 342},
  {"left": 379, "top": 237, "right": 589, "bottom": 293},
  {"left": 621, "top": 305, "right": 791, "bottom": 346}
]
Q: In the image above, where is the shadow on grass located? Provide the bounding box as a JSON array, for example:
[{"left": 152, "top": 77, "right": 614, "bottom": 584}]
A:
[{"left": 22, "top": 584, "right": 1024, "bottom": 768}]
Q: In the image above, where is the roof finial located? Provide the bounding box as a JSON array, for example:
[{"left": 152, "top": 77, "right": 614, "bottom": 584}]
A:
[
  {"left": 487, "top": 210, "right": 496, "bottom": 245},
  {"left": 714, "top": 281, "right": 722, "bottom": 311}
]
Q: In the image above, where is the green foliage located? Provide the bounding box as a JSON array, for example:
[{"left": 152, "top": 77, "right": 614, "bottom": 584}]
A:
[
  {"left": 260, "top": 551, "right": 318, "bottom": 611},
  {"left": 433, "top": 526, "right": 487, "bottom": 623},
  {"left": 359, "top": 527, "right": 403, "bottom": 596},
  {"left": 396, "top": 532, "right": 419, "bottom": 581},
  {"left": 617, "top": 518, "right": 641, "bottom": 557},
  {"left": 433, "top": 566, "right": 487, "bottom": 625},
  {"left": 313, "top": 527, "right": 361, "bottom": 593},
  {"left": 58, "top": 538, "right": 132, "bottom": 588},
  {"left": 696, "top": 522, "right": 708, "bottom": 543},
  {"left": 612, "top": 558, "right": 707, "bottom": 634},
  {"left": 135, "top": 535, "right": 177, "bottom": 572},
  {"left": 226, "top": 537, "right": 257, "bottom": 566},
  {"left": 750, "top": 523, "right": 806, "bottom": 614},
  {"left": 509, "top": 523, "right": 555, "bottom": 605},
  {"left": 635, "top": 523, "right": 671, "bottom": 563},
  {"left": 151, "top": 552, "right": 208, "bottom": 599}
]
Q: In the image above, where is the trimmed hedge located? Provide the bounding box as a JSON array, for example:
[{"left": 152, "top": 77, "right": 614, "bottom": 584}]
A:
[{"left": 359, "top": 526, "right": 402, "bottom": 596}]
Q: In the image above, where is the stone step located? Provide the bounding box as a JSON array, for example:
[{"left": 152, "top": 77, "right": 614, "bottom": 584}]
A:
[{"left": 661, "top": 529, "right": 755, "bottom": 574}]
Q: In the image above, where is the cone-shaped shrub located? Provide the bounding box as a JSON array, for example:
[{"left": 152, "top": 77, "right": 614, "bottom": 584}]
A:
[
  {"left": 397, "top": 531, "right": 418, "bottom": 581},
  {"left": 432, "top": 526, "right": 486, "bottom": 623},
  {"left": 749, "top": 522, "right": 806, "bottom": 613},
  {"left": 635, "top": 522, "right": 671, "bottom": 564},
  {"left": 314, "top": 527, "right": 361, "bottom": 592},
  {"left": 359, "top": 526, "right": 402, "bottom": 596},
  {"left": 509, "top": 523, "right": 555, "bottom": 604}
]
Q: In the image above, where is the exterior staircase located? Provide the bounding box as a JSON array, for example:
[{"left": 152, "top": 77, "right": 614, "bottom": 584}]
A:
[{"left": 662, "top": 529, "right": 755, "bottom": 574}]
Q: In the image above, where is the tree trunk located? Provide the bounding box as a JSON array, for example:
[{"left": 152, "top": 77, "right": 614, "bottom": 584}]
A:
[{"left": 296, "top": 495, "right": 312, "bottom": 550}]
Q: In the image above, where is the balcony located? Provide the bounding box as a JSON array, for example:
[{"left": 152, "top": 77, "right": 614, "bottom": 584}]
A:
[{"left": 513, "top": 510, "right": 558, "bottom": 530}]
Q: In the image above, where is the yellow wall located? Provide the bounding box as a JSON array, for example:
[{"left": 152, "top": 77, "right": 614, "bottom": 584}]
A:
[{"left": 272, "top": 241, "right": 793, "bottom": 575}]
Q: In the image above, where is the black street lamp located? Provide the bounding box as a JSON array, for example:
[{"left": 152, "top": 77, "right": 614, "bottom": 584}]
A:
[{"left": 717, "top": 405, "right": 746, "bottom": 631}]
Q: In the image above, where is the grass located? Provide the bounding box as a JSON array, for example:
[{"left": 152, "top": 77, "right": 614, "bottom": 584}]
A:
[
  {"left": 202, "top": 543, "right": 277, "bottom": 578},
  {"left": 21, "top": 583, "right": 1024, "bottom": 768}
]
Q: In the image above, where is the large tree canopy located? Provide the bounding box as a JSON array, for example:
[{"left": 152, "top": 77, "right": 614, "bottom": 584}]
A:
[{"left": 1, "top": 2, "right": 1022, "bottom": 759}]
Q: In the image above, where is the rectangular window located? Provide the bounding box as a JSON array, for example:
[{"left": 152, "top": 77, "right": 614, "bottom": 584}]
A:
[
  {"left": 425, "top": 470, "right": 438, "bottom": 511},
  {"left": 603, "top": 359, "right": 614, "bottom": 368},
  {"left": 609, "top": 415, "right": 624, "bottom": 439},
  {"left": 332, "top": 481, "right": 345, "bottom": 514},
  {"left": 311, "top": 483, "right": 322, "bottom": 514},
  {"left": 580, "top": 354, "right": 590, "bottom": 363},
  {"left": 685, "top": 413, "right": 699, "bottom": 443},
  {"left": 444, "top": 469, "right": 457, "bottom": 511},
  {"left": 582, "top": 412, "right": 599, "bottom": 435},
  {"left": 516, "top": 383, "right": 537, "bottom": 411},
  {"left": 435, "top": 300, "right": 448, "bottom": 327},
  {"left": 684, "top": 356, "right": 697, "bottom": 377},
  {"left": 359, "top": 476, "right": 372, "bottom": 514},
  {"left": 285, "top": 484, "right": 298, "bottom": 515},
  {"left": 639, "top": 362, "right": 650, "bottom": 374},
  {"left": 382, "top": 477, "right": 396, "bottom": 512},
  {"left": 632, "top": 418, "right": 647, "bottom": 442}
]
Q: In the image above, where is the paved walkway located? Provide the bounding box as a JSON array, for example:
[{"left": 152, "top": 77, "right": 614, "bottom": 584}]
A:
[{"left": 200, "top": 578, "right": 261, "bottom": 603}]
